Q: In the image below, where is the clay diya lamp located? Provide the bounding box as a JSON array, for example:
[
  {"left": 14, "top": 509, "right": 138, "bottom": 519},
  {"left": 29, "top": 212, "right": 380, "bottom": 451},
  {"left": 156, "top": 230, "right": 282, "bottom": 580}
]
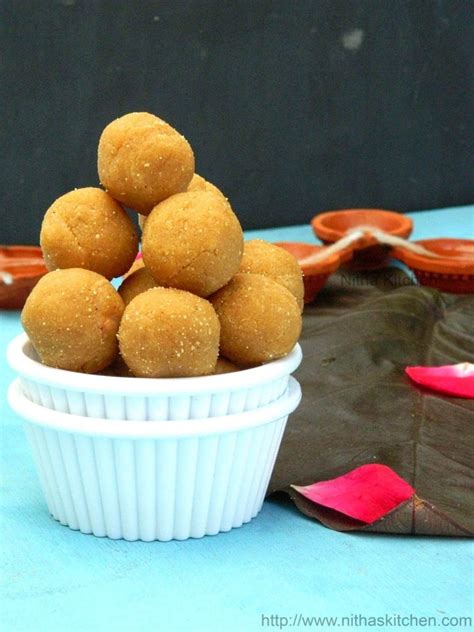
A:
[
  {"left": 311, "top": 209, "right": 413, "bottom": 270},
  {"left": 275, "top": 242, "right": 343, "bottom": 303},
  {"left": 393, "top": 239, "right": 474, "bottom": 294},
  {"left": 0, "top": 246, "right": 48, "bottom": 309}
]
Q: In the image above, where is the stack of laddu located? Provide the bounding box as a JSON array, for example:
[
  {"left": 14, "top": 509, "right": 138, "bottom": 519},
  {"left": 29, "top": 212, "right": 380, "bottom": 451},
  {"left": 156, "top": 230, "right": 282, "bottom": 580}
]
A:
[{"left": 22, "top": 112, "right": 303, "bottom": 378}]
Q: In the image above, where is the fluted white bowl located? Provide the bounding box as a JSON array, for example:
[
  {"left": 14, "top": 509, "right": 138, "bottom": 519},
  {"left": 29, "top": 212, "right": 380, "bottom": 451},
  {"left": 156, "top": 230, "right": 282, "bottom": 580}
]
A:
[
  {"left": 8, "top": 377, "right": 301, "bottom": 541},
  {"left": 7, "top": 333, "right": 302, "bottom": 420}
]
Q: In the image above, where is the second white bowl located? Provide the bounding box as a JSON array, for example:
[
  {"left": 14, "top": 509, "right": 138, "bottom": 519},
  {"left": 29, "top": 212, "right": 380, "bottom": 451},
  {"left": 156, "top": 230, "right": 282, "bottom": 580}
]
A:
[
  {"left": 7, "top": 333, "right": 302, "bottom": 420},
  {"left": 8, "top": 377, "right": 302, "bottom": 541}
]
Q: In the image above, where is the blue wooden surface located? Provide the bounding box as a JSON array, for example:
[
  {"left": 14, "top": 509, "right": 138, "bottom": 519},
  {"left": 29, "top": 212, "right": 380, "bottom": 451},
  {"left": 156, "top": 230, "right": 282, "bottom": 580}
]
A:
[{"left": 1, "top": 207, "right": 473, "bottom": 632}]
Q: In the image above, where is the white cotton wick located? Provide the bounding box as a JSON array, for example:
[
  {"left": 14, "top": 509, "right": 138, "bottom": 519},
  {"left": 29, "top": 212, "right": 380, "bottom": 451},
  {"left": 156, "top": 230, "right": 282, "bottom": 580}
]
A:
[
  {"left": 354, "top": 226, "right": 440, "bottom": 256},
  {"left": 299, "top": 229, "right": 365, "bottom": 265},
  {"left": 1, "top": 271, "right": 14, "bottom": 285},
  {"left": 299, "top": 226, "right": 440, "bottom": 267}
]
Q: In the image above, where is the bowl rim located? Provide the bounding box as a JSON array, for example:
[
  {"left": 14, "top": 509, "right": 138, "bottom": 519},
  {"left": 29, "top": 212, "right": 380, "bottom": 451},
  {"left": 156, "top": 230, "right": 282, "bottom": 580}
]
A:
[
  {"left": 7, "top": 333, "right": 303, "bottom": 395},
  {"left": 311, "top": 209, "right": 413, "bottom": 243},
  {"left": 392, "top": 239, "right": 474, "bottom": 274},
  {"left": 8, "top": 377, "right": 302, "bottom": 438}
]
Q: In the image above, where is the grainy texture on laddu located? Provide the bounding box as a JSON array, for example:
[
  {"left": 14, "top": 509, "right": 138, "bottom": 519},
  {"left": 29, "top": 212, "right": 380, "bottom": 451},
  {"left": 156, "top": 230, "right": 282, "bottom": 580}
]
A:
[
  {"left": 138, "top": 173, "right": 227, "bottom": 232},
  {"left": 118, "top": 287, "right": 220, "bottom": 378},
  {"left": 40, "top": 187, "right": 138, "bottom": 280},
  {"left": 21, "top": 268, "right": 124, "bottom": 373},
  {"left": 211, "top": 273, "right": 302, "bottom": 366},
  {"left": 239, "top": 239, "right": 304, "bottom": 311},
  {"left": 142, "top": 190, "right": 243, "bottom": 297},
  {"left": 98, "top": 112, "right": 195, "bottom": 214}
]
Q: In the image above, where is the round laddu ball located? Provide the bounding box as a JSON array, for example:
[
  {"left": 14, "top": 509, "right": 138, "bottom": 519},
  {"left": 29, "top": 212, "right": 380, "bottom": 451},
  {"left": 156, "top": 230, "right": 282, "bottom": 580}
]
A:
[
  {"left": 211, "top": 273, "right": 302, "bottom": 365},
  {"left": 240, "top": 239, "right": 304, "bottom": 311},
  {"left": 97, "top": 112, "right": 195, "bottom": 214},
  {"left": 118, "top": 266, "right": 157, "bottom": 306},
  {"left": 137, "top": 174, "right": 225, "bottom": 232},
  {"left": 21, "top": 268, "right": 124, "bottom": 373},
  {"left": 40, "top": 187, "right": 138, "bottom": 280},
  {"left": 142, "top": 190, "right": 243, "bottom": 297},
  {"left": 118, "top": 287, "right": 220, "bottom": 377}
]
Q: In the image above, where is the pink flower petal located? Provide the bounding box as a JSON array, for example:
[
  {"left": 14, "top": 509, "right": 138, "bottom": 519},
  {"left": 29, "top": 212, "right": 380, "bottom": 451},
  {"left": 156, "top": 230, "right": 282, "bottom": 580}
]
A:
[
  {"left": 135, "top": 252, "right": 143, "bottom": 260},
  {"left": 292, "top": 464, "right": 414, "bottom": 524},
  {"left": 406, "top": 363, "right": 474, "bottom": 398}
]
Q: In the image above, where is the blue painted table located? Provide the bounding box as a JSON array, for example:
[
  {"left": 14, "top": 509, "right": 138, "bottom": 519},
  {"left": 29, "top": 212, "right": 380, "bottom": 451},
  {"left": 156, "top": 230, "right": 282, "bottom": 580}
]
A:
[{"left": 1, "top": 206, "right": 473, "bottom": 632}]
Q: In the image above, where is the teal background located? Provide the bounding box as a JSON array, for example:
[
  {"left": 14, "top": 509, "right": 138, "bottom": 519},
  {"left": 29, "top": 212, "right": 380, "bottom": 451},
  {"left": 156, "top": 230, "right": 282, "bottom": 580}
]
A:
[{"left": 1, "top": 206, "right": 473, "bottom": 632}]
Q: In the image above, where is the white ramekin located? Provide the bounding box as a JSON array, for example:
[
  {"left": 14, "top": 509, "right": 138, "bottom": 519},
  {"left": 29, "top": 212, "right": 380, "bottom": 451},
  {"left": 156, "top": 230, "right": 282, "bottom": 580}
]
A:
[
  {"left": 8, "top": 377, "right": 301, "bottom": 541},
  {"left": 7, "top": 333, "right": 302, "bottom": 421}
]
